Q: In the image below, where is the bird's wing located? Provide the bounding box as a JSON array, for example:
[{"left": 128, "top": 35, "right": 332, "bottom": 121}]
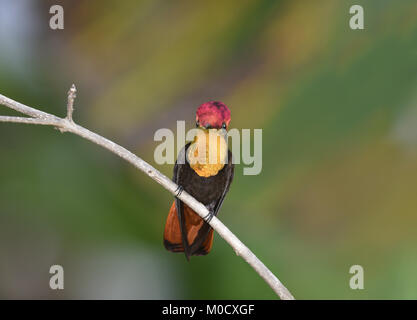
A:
[
  {"left": 213, "top": 150, "right": 235, "bottom": 215},
  {"left": 173, "top": 143, "right": 192, "bottom": 260}
]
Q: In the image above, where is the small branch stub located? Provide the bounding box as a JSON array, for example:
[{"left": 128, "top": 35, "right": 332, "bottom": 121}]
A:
[{"left": 66, "top": 84, "right": 77, "bottom": 122}]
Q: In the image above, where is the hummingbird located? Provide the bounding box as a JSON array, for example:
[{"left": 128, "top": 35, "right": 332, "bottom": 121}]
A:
[{"left": 163, "top": 101, "right": 234, "bottom": 260}]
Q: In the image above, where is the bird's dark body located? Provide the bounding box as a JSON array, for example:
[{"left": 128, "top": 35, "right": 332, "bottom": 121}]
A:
[
  {"left": 174, "top": 142, "right": 234, "bottom": 212},
  {"left": 164, "top": 142, "right": 234, "bottom": 258},
  {"left": 175, "top": 144, "right": 233, "bottom": 207}
]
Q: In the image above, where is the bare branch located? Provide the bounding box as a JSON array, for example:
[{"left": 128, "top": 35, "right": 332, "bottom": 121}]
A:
[
  {"left": 0, "top": 116, "right": 59, "bottom": 126},
  {"left": 0, "top": 87, "right": 295, "bottom": 300},
  {"left": 0, "top": 94, "right": 55, "bottom": 120}
]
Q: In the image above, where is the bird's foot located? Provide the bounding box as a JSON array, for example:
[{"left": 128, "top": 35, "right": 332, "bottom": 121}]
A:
[
  {"left": 174, "top": 185, "right": 184, "bottom": 197},
  {"left": 203, "top": 210, "right": 215, "bottom": 223}
]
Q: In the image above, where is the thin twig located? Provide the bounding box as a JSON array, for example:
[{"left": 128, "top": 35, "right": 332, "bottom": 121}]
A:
[
  {"left": 0, "top": 87, "right": 295, "bottom": 300},
  {"left": 0, "top": 116, "right": 59, "bottom": 126}
]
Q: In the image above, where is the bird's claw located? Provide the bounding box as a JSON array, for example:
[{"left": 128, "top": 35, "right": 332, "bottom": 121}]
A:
[
  {"left": 175, "top": 185, "right": 184, "bottom": 197},
  {"left": 204, "top": 210, "right": 215, "bottom": 223}
]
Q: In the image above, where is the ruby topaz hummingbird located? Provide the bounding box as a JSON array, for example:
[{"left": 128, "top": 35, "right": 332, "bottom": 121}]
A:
[{"left": 163, "top": 101, "right": 234, "bottom": 260}]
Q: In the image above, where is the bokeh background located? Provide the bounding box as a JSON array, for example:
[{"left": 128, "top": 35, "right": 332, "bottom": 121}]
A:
[{"left": 0, "top": 0, "right": 417, "bottom": 299}]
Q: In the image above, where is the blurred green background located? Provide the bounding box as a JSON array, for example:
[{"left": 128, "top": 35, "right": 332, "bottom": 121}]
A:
[{"left": 1, "top": 0, "right": 417, "bottom": 299}]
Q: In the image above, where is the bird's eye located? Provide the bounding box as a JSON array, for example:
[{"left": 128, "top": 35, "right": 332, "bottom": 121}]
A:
[
  {"left": 222, "top": 122, "right": 226, "bottom": 129},
  {"left": 196, "top": 120, "right": 199, "bottom": 127}
]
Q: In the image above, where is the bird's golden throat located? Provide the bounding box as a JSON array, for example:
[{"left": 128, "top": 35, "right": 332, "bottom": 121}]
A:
[{"left": 187, "top": 129, "right": 228, "bottom": 178}]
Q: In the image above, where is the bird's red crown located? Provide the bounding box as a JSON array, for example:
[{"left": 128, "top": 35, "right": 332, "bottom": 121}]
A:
[{"left": 196, "top": 101, "right": 231, "bottom": 130}]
